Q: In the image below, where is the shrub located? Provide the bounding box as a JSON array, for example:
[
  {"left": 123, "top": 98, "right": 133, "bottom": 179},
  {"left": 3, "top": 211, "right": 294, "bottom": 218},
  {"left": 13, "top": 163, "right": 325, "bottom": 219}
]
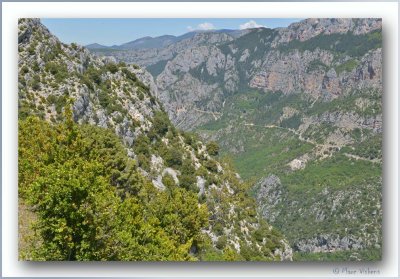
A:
[
  {"left": 213, "top": 222, "right": 224, "bottom": 236},
  {"left": 136, "top": 80, "right": 150, "bottom": 93},
  {"left": 122, "top": 68, "right": 137, "bottom": 82},
  {"left": 162, "top": 173, "right": 176, "bottom": 189},
  {"left": 28, "top": 45, "right": 35, "bottom": 55},
  {"left": 252, "top": 228, "right": 264, "bottom": 243},
  {"left": 32, "top": 62, "right": 40, "bottom": 72},
  {"left": 151, "top": 111, "right": 170, "bottom": 137},
  {"left": 138, "top": 92, "right": 144, "bottom": 101},
  {"left": 31, "top": 75, "right": 41, "bottom": 91},
  {"left": 206, "top": 141, "right": 220, "bottom": 156},
  {"left": 20, "top": 65, "right": 29, "bottom": 75},
  {"left": 133, "top": 135, "right": 151, "bottom": 156},
  {"left": 164, "top": 148, "right": 183, "bottom": 168},
  {"left": 179, "top": 174, "right": 197, "bottom": 192},
  {"left": 85, "top": 66, "right": 102, "bottom": 85},
  {"left": 137, "top": 153, "right": 150, "bottom": 171},
  {"left": 204, "top": 159, "right": 218, "bottom": 173},
  {"left": 45, "top": 62, "right": 68, "bottom": 82},
  {"left": 216, "top": 235, "right": 227, "bottom": 250},
  {"left": 106, "top": 63, "right": 119, "bottom": 74}
]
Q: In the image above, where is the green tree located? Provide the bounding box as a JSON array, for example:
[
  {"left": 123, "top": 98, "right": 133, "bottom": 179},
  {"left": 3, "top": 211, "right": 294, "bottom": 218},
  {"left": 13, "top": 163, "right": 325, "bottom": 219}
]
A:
[
  {"left": 150, "top": 111, "right": 170, "bottom": 138},
  {"left": 26, "top": 157, "right": 119, "bottom": 260},
  {"left": 19, "top": 114, "right": 199, "bottom": 260},
  {"left": 164, "top": 147, "right": 183, "bottom": 168},
  {"left": 148, "top": 187, "right": 209, "bottom": 249}
]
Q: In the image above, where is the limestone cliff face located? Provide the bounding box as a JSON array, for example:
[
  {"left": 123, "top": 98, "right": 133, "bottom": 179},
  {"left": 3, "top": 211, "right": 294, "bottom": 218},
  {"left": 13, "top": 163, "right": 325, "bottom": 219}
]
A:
[{"left": 249, "top": 48, "right": 382, "bottom": 101}]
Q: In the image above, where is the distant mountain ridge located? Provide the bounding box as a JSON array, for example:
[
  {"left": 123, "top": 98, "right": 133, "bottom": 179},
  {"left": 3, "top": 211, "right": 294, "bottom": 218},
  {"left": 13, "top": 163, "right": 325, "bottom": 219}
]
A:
[
  {"left": 85, "top": 43, "right": 109, "bottom": 49},
  {"left": 86, "top": 29, "right": 248, "bottom": 51}
]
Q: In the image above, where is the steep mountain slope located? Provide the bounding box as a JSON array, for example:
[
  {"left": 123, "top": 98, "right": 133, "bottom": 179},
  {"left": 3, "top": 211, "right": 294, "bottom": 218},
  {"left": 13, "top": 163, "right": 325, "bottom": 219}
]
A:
[
  {"left": 18, "top": 18, "right": 292, "bottom": 261},
  {"left": 95, "top": 18, "right": 383, "bottom": 260}
]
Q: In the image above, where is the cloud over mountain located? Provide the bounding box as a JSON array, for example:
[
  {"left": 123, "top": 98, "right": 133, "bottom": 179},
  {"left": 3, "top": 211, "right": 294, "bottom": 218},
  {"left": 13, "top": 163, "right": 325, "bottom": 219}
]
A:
[
  {"left": 187, "top": 22, "right": 216, "bottom": 31},
  {"left": 239, "top": 20, "right": 266, "bottom": 30}
]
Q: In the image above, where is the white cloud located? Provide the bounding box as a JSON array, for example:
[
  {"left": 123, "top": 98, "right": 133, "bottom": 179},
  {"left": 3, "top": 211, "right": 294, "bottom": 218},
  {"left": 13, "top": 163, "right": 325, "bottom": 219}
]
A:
[
  {"left": 187, "top": 22, "right": 216, "bottom": 31},
  {"left": 198, "top": 22, "right": 215, "bottom": 30},
  {"left": 239, "top": 20, "right": 266, "bottom": 30}
]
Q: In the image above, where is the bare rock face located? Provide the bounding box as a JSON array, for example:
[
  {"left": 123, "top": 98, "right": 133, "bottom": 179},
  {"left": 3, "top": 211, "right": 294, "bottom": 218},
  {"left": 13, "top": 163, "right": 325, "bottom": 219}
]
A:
[
  {"left": 87, "top": 18, "right": 382, "bottom": 133},
  {"left": 250, "top": 47, "right": 382, "bottom": 101},
  {"left": 256, "top": 175, "right": 284, "bottom": 223},
  {"left": 294, "top": 234, "right": 365, "bottom": 253},
  {"left": 271, "top": 18, "right": 382, "bottom": 47},
  {"left": 156, "top": 45, "right": 230, "bottom": 129}
]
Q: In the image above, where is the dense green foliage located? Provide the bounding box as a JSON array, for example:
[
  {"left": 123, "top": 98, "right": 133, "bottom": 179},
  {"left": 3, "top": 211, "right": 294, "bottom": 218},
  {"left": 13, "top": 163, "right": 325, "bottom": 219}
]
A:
[
  {"left": 18, "top": 114, "right": 209, "bottom": 261},
  {"left": 281, "top": 153, "right": 381, "bottom": 193},
  {"left": 335, "top": 59, "right": 359, "bottom": 74},
  {"left": 198, "top": 90, "right": 314, "bottom": 180},
  {"left": 18, "top": 111, "right": 285, "bottom": 261}
]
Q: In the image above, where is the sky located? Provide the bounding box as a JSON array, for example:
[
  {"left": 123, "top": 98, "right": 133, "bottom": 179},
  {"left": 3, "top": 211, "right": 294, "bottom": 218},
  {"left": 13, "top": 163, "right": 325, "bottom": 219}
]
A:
[{"left": 41, "top": 18, "right": 302, "bottom": 46}]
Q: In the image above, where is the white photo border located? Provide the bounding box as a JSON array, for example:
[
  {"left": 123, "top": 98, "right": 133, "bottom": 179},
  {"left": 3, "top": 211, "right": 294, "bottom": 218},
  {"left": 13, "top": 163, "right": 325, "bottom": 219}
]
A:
[{"left": 2, "top": 1, "right": 398, "bottom": 277}]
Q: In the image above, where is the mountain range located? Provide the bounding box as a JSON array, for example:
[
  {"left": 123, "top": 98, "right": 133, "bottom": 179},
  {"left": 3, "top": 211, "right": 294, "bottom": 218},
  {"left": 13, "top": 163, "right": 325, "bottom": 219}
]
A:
[
  {"left": 86, "top": 29, "right": 247, "bottom": 51},
  {"left": 18, "top": 17, "right": 382, "bottom": 261}
]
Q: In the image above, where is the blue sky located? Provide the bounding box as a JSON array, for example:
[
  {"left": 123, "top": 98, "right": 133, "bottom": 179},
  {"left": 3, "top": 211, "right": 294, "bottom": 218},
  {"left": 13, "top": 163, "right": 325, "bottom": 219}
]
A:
[{"left": 41, "top": 18, "right": 302, "bottom": 46}]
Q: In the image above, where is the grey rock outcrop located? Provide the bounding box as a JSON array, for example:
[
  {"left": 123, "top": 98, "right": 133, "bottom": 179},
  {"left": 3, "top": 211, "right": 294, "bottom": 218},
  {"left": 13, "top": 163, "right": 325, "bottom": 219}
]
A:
[{"left": 256, "top": 175, "right": 284, "bottom": 222}]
